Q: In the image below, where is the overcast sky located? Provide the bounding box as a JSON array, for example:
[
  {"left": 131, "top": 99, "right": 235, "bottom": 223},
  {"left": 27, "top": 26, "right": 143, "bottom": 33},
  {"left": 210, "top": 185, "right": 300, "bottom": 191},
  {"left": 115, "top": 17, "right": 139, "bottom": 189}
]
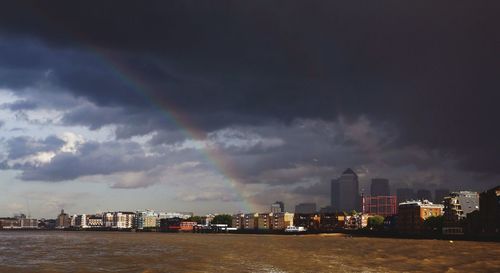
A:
[{"left": 0, "top": 1, "right": 499, "bottom": 218}]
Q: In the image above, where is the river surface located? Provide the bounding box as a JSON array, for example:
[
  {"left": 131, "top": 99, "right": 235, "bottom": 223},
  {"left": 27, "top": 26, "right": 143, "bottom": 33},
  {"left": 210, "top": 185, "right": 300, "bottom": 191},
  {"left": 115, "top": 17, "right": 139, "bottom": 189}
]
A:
[{"left": 0, "top": 231, "right": 499, "bottom": 273}]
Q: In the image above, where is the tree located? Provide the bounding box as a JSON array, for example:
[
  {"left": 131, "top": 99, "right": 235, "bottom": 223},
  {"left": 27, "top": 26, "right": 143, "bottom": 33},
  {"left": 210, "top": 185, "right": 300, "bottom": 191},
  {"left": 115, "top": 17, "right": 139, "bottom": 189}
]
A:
[
  {"left": 210, "top": 214, "right": 233, "bottom": 226},
  {"left": 367, "top": 215, "right": 385, "bottom": 230},
  {"left": 187, "top": 216, "right": 203, "bottom": 224},
  {"left": 424, "top": 215, "right": 444, "bottom": 234}
]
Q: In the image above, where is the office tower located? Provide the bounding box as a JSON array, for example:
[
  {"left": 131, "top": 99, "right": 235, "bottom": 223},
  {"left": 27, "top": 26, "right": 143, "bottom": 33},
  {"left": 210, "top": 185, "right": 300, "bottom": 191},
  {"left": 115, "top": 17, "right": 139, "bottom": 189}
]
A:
[
  {"left": 371, "top": 178, "right": 390, "bottom": 196},
  {"left": 271, "top": 201, "right": 285, "bottom": 213},
  {"left": 417, "top": 189, "right": 432, "bottom": 201},
  {"left": 331, "top": 168, "right": 360, "bottom": 212},
  {"left": 396, "top": 188, "right": 416, "bottom": 203},
  {"left": 294, "top": 203, "right": 317, "bottom": 214},
  {"left": 434, "top": 188, "right": 450, "bottom": 204}
]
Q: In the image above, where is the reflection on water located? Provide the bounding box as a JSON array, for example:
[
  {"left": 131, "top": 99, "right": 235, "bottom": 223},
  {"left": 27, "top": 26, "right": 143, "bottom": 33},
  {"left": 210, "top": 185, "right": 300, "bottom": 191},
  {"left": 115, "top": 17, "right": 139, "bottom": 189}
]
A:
[{"left": 0, "top": 231, "right": 499, "bottom": 273}]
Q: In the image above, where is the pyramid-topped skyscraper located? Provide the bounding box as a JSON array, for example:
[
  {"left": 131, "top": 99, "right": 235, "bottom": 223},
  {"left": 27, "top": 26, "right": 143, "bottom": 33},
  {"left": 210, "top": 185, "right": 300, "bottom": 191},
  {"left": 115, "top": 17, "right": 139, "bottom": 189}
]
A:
[{"left": 331, "top": 168, "right": 360, "bottom": 213}]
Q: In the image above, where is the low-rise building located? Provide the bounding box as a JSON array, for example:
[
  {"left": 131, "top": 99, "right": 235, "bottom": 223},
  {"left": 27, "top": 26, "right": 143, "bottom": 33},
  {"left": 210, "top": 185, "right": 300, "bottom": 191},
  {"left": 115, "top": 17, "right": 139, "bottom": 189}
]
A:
[
  {"left": 231, "top": 213, "right": 245, "bottom": 229},
  {"left": 257, "top": 213, "right": 271, "bottom": 230},
  {"left": 136, "top": 210, "right": 158, "bottom": 230},
  {"left": 86, "top": 214, "right": 103, "bottom": 228},
  {"left": 344, "top": 214, "right": 368, "bottom": 230},
  {"left": 243, "top": 213, "right": 258, "bottom": 229},
  {"left": 180, "top": 221, "right": 197, "bottom": 232},
  {"left": 271, "top": 212, "right": 294, "bottom": 230},
  {"left": 397, "top": 200, "right": 443, "bottom": 234},
  {"left": 293, "top": 214, "right": 320, "bottom": 230}
]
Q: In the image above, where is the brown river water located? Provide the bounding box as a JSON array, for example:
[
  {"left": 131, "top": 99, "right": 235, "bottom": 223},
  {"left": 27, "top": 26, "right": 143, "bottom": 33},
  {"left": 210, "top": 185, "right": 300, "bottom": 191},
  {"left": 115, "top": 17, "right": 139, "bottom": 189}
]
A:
[{"left": 0, "top": 231, "right": 499, "bottom": 273}]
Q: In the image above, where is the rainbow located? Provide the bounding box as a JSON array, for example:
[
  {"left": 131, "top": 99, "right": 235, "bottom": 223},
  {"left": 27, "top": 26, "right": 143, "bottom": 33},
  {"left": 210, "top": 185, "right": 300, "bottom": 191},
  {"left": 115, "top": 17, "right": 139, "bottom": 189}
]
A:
[
  {"left": 87, "top": 45, "right": 257, "bottom": 213},
  {"left": 28, "top": 7, "right": 257, "bottom": 213}
]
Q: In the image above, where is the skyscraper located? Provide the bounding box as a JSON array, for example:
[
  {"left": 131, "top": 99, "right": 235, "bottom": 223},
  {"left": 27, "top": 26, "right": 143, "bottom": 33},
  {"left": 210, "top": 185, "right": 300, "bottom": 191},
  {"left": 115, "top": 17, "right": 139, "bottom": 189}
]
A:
[
  {"left": 417, "top": 189, "right": 432, "bottom": 201},
  {"left": 396, "top": 188, "right": 416, "bottom": 203},
  {"left": 271, "top": 201, "right": 285, "bottom": 213},
  {"left": 371, "top": 178, "right": 390, "bottom": 196},
  {"left": 434, "top": 188, "right": 450, "bottom": 204},
  {"left": 294, "top": 203, "right": 317, "bottom": 214},
  {"left": 331, "top": 168, "right": 360, "bottom": 212}
]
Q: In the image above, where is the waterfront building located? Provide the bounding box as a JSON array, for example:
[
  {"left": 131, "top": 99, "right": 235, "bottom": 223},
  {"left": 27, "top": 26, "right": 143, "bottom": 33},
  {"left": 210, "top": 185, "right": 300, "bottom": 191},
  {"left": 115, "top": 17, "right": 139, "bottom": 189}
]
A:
[
  {"left": 319, "top": 213, "right": 339, "bottom": 231},
  {"left": 434, "top": 189, "right": 450, "bottom": 204},
  {"left": 271, "top": 212, "right": 294, "bottom": 230},
  {"left": 103, "top": 212, "right": 113, "bottom": 228},
  {"left": 56, "top": 209, "right": 70, "bottom": 229},
  {"left": 478, "top": 185, "right": 500, "bottom": 235},
  {"left": 231, "top": 213, "right": 245, "bottom": 229},
  {"left": 106, "top": 212, "right": 135, "bottom": 229},
  {"left": 442, "top": 191, "right": 479, "bottom": 235},
  {"left": 293, "top": 214, "right": 320, "bottom": 230},
  {"left": 295, "top": 203, "right": 317, "bottom": 214},
  {"left": 371, "top": 178, "right": 390, "bottom": 196},
  {"left": 257, "top": 213, "right": 271, "bottom": 229},
  {"left": 344, "top": 214, "right": 368, "bottom": 230},
  {"left": 331, "top": 168, "right": 360, "bottom": 212},
  {"left": 417, "top": 189, "right": 432, "bottom": 201},
  {"left": 396, "top": 188, "right": 416, "bottom": 203},
  {"left": 72, "top": 214, "right": 88, "bottom": 228},
  {"left": 271, "top": 201, "right": 285, "bottom": 213},
  {"left": 362, "top": 195, "right": 397, "bottom": 217},
  {"left": 135, "top": 210, "right": 158, "bottom": 230},
  {"left": 179, "top": 221, "right": 197, "bottom": 232},
  {"left": 397, "top": 200, "right": 443, "bottom": 234},
  {"left": 243, "top": 213, "right": 258, "bottom": 229},
  {"left": 159, "top": 217, "right": 181, "bottom": 232},
  {"left": 86, "top": 214, "right": 104, "bottom": 228},
  {"left": 0, "top": 217, "right": 20, "bottom": 229}
]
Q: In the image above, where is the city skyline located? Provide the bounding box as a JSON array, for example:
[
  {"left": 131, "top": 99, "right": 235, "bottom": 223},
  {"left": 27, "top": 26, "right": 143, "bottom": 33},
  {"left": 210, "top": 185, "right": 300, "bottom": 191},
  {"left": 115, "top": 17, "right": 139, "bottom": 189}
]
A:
[{"left": 0, "top": 2, "right": 499, "bottom": 218}]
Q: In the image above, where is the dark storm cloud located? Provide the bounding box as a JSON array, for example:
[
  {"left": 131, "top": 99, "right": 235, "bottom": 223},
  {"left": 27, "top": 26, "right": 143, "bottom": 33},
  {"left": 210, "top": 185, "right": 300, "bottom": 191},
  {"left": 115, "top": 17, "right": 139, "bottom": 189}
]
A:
[{"left": 0, "top": 1, "right": 499, "bottom": 178}]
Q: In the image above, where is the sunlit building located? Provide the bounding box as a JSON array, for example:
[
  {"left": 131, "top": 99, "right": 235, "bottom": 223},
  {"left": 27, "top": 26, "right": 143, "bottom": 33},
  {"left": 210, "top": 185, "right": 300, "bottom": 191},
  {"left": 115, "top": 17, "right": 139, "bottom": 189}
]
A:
[
  {"left": 271, "top": 212, "right": 294, "bottom": 230},
  {"left": 362, "top": 195, "right": 398, "bottom": 217},
  {"left": 397, "top": 200, "right": 443, "bottom": 234}
]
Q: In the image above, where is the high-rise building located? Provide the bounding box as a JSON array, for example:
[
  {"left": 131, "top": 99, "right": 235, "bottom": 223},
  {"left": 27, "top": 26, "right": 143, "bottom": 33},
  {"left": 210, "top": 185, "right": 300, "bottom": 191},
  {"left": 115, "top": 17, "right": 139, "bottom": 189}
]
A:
[
  {"left": 442, "top": 191, "right": 479, "bottom": 235},
  {"left": 396, "top": 188, "right": 416, "bottom": 203},
  {"left": 295, "top": 203, "right": 317, "bottom": 214},
  {"left": 417, "top": 189, "right": 433, "bottom": 201},
  {"left": 371, "top": 178, "right": 390, "bottom": 196},
  {"left": 331, "top": 168, "right": 360, "bottom": 212},
  {"left": 434, "top": 188, "right": 450, "bottom": 204},
  {"left": 271, "top": 201, "right": 285, "bottom": 213}
]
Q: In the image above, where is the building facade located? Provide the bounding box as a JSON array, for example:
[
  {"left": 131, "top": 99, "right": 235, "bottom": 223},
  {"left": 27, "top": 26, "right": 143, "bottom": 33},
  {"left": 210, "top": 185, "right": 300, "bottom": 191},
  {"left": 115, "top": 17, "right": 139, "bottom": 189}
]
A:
[
  {"left": 56, "top": 209, "right": 70, "bottom": 229},
  {"left": 331, "top": 168, "right": 360, "bottom": 212},
  {"left": 396, "top": 188, "right": 416, "bottom": 204},
  {"left": 397, "top": 200, "right": 443, "bottom": 234},
  {"left": 362, "top": 195, "right": 397, "bottom": 217},
  {"left": 294, "top": 203, "right": 317, "bottom": 214},
  {"left": 271, "top": 201, "right": 285, "bottom": 213},
  {"left": 417, "top": 189, "right": 432, "bottom": 201},
  {"left": 135, "top": 210, "right": 158, "bottom": 230},
  {"left": 271, "top": 212, "right": 294, "bottom": 230},
  {"left": 371, "top": 178, "right": 390, "bottom": 196},
  {"left": 442, "top": 191, "right": 479, "bottom": 235}
]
